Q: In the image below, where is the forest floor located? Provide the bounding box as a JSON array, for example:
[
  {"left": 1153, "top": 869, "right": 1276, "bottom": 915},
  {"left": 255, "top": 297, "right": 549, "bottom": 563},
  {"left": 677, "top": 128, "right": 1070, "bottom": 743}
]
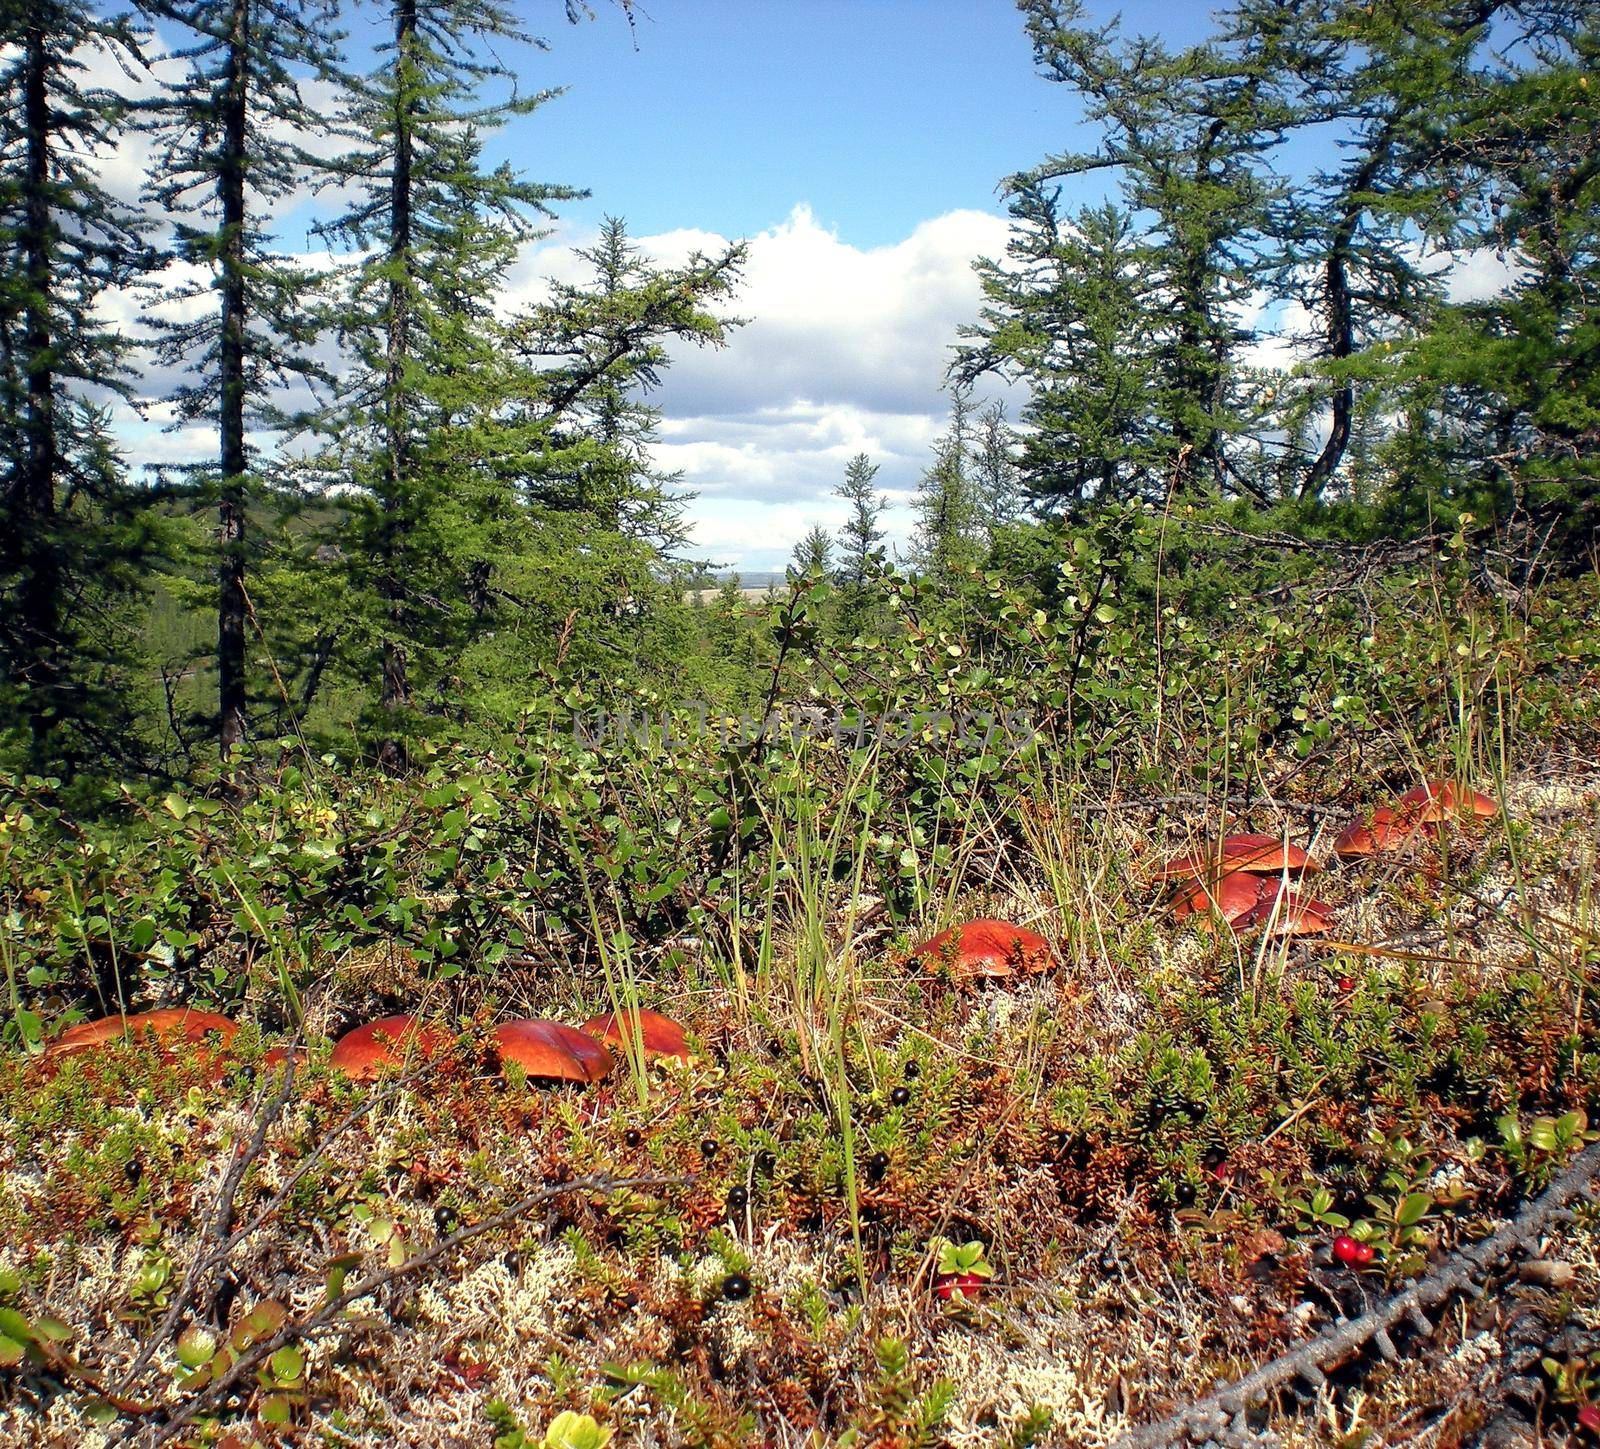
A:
[{"left": 3, "top": 760, "right": 1599, "bottom": 1447}]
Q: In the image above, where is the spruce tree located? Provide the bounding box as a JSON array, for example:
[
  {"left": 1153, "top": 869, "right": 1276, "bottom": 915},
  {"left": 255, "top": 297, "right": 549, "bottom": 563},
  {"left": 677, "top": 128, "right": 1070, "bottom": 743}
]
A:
[
  {"left": 790, "top": 525, "right": 833, "bottom": 578},
  {"left": 971, "top": 398, "right": 1020, "bottom": 535},
  {"left": 833, "top": 452, "right": 886, "bottom": 587},
  {"left": 313, "top": 0, "right": 580, "bottom": 767},
  {"left": 141, "top": 0, "right": 343, "bottom": 757},
  {"left": 978, "top": 1, "right": 1278, "bottom": 504},
  {"left": 959, "top": 196, "right": 1166, "bottom": 511},
  {"left": 0, "top": 0, "right": 159, "bottom": 768},
  {"left": 910, "top": 387, "right": 982, "bottom": 584}
]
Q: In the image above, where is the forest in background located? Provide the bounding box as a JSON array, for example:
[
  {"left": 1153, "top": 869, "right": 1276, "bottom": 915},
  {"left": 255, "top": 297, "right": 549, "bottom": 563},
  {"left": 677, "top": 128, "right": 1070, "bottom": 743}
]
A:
[
  {"left": 3, "top": 4, "right": 1600, "bottom": 1445},
  {"left": 0, "top": 0, "right": 1594, "bottom": 790}
]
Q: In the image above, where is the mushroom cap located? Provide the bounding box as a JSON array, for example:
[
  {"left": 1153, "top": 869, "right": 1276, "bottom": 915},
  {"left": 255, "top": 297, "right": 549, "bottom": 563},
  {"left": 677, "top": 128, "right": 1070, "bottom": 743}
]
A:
[
  {"left": 1333, "top": 805, "right": 1435, "bottom": 858},
  {"left": 580, "top": 1008, "right": 690, "bottom": 1064},
  {"left": 1234, "top": 882, "right": 1334, "bottom": 937},
  {"left": 1173, "top": 870, "right": 1273, "bottom": 927},
  {"left": 45, "top": 1007, "right": 237, "bottom": 1061},
  {"left": 493, "top": 1019, "right": 612, "bottom": 1084},
  {"left": 328, "top": 1015, "right": 448, "bottom": 1081},
  {"left": 1396, "top": 781, "right": 1499, "bottom": 823},
  {"left": 910, "top": 918, "right": 1053, "bottom": 980},
  {"left": 1157, "top": 833, "right": 1315, "bottom": 883}
]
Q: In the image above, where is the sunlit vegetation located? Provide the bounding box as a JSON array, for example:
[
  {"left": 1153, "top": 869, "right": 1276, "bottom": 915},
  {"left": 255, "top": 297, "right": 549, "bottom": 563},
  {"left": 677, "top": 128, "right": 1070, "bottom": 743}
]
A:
[{"left": 2, "top": 0, "right": 1598, "bottom": 1443}]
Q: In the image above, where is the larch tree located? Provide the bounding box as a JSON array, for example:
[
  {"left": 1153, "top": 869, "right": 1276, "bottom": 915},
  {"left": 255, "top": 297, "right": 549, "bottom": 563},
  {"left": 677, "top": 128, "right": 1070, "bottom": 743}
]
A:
[
  {"left": 529, "top": 216, "right": 703, "bottom": 558},
  {"left": 1388, "top": 0, "right": 1600, "bottom": 551},
  {"left": 312, "top": 0, "right": 580, "bottom": 768},
  {"left": 1233, "top": 0, "right": 1500, "bottom": 501},
  {"left": 0, "top": 0, "right": 159, "bottom": 768},
  {"left": 141, "top": 0, "right": 343, "bottom": 757}
]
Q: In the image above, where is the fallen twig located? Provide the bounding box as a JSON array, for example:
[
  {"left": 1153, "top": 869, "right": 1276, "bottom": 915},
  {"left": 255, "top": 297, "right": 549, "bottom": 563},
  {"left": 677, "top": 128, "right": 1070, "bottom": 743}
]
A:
[
  {"left": 1114, "top": 1139, "right": 1600, "bottom": 1448},
  {"left": 132, "top": 1171, "right": 683, "bottom": 1447}
]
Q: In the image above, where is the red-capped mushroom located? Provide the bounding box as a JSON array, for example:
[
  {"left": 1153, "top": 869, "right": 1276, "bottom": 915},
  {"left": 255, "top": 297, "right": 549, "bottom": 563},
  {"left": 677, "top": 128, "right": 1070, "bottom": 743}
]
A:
[
  {"left": 580, "top": 1008, "right": 690, "bottom": 1064},
  {"left": 44, "top": 1007, "right": 237, "bottom": 1061},
  {"left": 1158, "top": 833, "right": 1315, "bottom": 884},
  {"left": 1233, "top": 881, "right": 1334, "bottom": 937},
  {"left": 493, "top": 1019, "right": 612, "bottom": 1084},
  {"left": 1333, "top": 805, "right": 1434, "bottom": 859},
  {"left": 328, "top": 1014, "right": 448, "bottom": 1082},
  {"left": 910, "top": 918, "right": 1052, "bottom": 980},
  {"left": 1395, "top": 780, "right": 1499, "bottom": 824},
  {"left": 1172, "top": 870, "right": 1273, "bottom": 928}
]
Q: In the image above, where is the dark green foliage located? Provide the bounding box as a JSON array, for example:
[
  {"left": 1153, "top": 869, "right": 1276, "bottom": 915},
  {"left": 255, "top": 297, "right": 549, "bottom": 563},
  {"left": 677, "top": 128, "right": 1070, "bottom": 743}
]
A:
[
  {"left": 141, "top": 0, "right": 345, "bottom": 756},
  {"left": 831, "top": 452, "right": 887, "bottom": 638},
  {"left": 963, "top": 0, "right": 1599, "bottom": 555},
  {"left": 790, "top": 525, "right": 833, "bottom": 579},
  {"left": 0, "top": 0, "right": 163, "bottom": 771},
  {"left": 910, "top": 386, "right": 983, "bottom": 587}
]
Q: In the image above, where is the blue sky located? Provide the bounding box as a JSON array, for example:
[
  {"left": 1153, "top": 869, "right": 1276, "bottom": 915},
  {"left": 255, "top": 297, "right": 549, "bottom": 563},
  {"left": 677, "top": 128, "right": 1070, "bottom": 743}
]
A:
[
  {"left": 471, "top": 0, "right": 1223, "bottom": 571},
  {"left": 491, "top": 0, "right": 1205, "bottom": 247},
  {"left": 117, "top": 2, "right": 1241, "bottom": 572}
]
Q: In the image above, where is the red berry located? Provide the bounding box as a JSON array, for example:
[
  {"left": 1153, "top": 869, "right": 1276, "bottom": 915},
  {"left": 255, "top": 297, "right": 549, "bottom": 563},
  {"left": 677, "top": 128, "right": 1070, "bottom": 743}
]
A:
[
  {"left": 1337, "top": 977, "right": 1354, "bottom": 992},
  {"left": 1578, "top": 1404, "right": 1600, "bottom": 1433},
  {"left": 934, "top": 1272, "right": 986, "bottom": 1302},
  {"left": 1353, "top": 1242, "right": 1375, "bottom": 1265},
  {"left": 1332, "top": 1235, "right": 1360, "bottom": 1266}
]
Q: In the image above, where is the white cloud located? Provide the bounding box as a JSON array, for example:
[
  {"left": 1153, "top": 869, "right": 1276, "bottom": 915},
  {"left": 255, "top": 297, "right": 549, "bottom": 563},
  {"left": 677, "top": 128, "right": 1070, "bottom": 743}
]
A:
[
  {"left": 101, "top": 200, "right": 1014, "bottom": 571},
  {"left": 593, "top": 204, "right": 1015, "bottom": 569}
]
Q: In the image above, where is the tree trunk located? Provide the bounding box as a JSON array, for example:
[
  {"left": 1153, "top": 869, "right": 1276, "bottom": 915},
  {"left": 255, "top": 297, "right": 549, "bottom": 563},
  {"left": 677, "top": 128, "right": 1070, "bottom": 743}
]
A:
[
  {"left": 19, "top": 10, "right": 60, "bottom": 757},
  {"left": 378, "top": 0, "right": 418, "bottom": 773},
  {"left": 216, "top": 0, "right": 250, "bottom": 757}
]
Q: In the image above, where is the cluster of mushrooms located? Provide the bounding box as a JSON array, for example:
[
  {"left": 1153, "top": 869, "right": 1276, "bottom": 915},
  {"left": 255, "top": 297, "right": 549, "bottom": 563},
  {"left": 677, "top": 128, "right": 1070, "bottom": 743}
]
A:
[
  {"left": 39, "top": 1004, "right": 693, "bottom": 1087},
  {"left": 33, "top": 780, "right": 1502, "bottom": 1072},
  {"left": 1158, "top": 778, "right": 1500, "bottom": 939}
]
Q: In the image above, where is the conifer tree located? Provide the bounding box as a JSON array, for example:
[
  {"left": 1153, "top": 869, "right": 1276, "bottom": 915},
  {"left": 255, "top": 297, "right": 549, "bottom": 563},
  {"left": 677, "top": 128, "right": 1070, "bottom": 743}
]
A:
[
  {"left": 1390, "top": 0, "right": 1599, "bottom": 548},
  {"left": 314, "top": 7, "right": 743, "bottom": 761},
  {"left": 1234, "top": 0, "right": 1495, "bottom": 501},
  {"left": 833, "top": 452, "right": 886, "bottom": 587},
  {"left": 313, "top": 0, "right": 580, "bottom": 767},
  {"left": 911, "top": 387, "right": 982, "bottom": 584},
  {"left": 1015, "top": 0, "right": 1276, "bottom": 498},
  {"left": 790, "top": 525, "right": 833, "bottom": 578},
  {"left": 0, "top": 0, "right": 158, "bottom": 767},
  {"left": 532, "top": 217, "right": 687, "bottom": 554},
  {"left": 959, "top": 196, "right": 1166, "bottom": 511},
  {"left": 971, "top": 398, "right": 1020, "bottom": 535},
  {"left": 141, "top": 0, "right": 342, "bottom": 756}
]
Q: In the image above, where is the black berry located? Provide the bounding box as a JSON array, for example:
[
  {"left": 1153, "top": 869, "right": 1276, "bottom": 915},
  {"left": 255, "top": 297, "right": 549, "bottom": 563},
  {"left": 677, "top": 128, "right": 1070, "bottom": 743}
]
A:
[
  {"left": 624, "top": 1128, "right": 643, "bottom": 1148},
  {"left": 890, "top": 1086, "right": 911, "bottom": 1107},
  {"left": 866, "top": 1151, "right": 890, "bottom": 1181},
  {"left": 727, "top": 1186, "right": 749, "bottom": 1212},
  {"left": 722, "top": 1273, "right": 752, "bottom": 1301},
  {"left": 904, "top": 1061, "right": 921, "bottom": 1079},
  {"left": 700, "top": 1138, "right": 719, "bottom": 1158},
  {"left": 755, "top": 1150, "right": 777, "bottom": 1175}
]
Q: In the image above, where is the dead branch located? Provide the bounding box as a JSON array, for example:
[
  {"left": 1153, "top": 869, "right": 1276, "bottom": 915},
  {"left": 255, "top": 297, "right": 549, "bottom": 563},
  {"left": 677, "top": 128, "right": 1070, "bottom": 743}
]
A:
[
  {"left": 112, "top": 1052, "right": 439, "bottom": 1407},
  {"left": 134, "top": 1171, "right": 684, "bottom": 1448},
  {"left": 1113, "top": 1139, "right": 1600, "bottom": 1448}
]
